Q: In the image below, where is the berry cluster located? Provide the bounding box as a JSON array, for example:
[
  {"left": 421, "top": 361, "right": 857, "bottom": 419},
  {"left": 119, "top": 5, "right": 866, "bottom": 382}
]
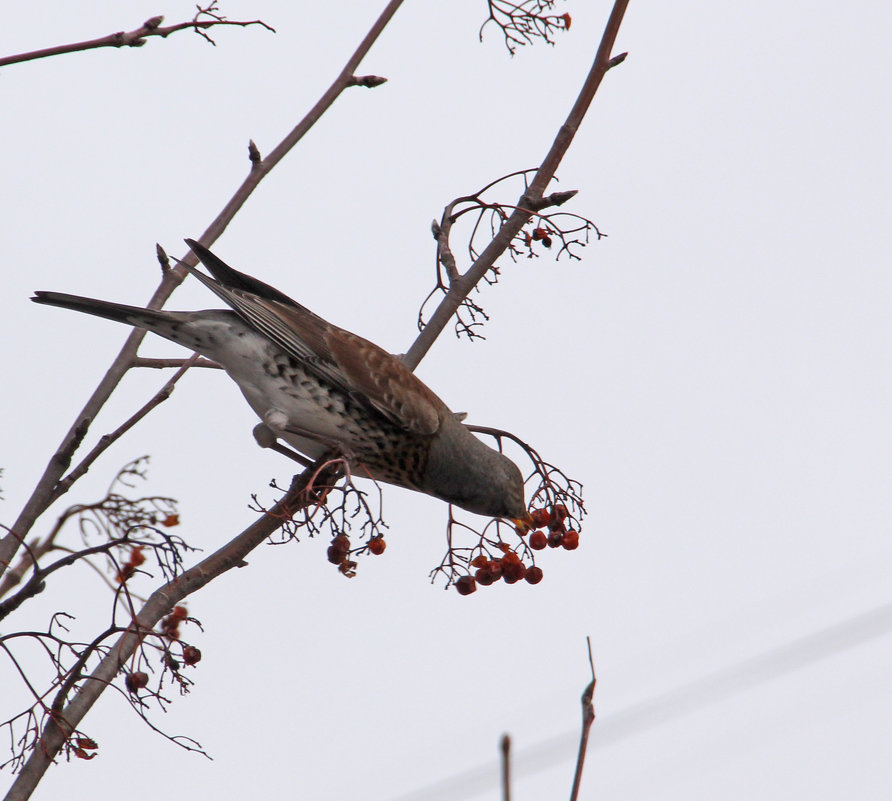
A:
[
  {"left": 454, "top": 505, "right": 580, "bottom": 596},
  {"left": 526, "top": 504, "right": 579, "bottom": 551},
  {"left": 326, "top": 533, "right": 387, "bottom": 577},
  {"left": 530, "top": 225, "right": 553, "bottom": 248}
]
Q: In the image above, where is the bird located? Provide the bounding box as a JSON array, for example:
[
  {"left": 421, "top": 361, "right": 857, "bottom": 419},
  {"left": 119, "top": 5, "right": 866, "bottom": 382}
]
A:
[{"left": 32, "top": 240, "right": 527, "bottom": 520}]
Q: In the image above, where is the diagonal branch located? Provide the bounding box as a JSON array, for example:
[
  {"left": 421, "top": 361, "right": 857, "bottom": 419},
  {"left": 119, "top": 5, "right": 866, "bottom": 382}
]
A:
[
  {"left": 403, "top": 0, "right": 629, "bottom": 369},
  {"left": 46, "top": 354, "right": 201, "bottom": 507},
  {"left": 5, "top": 460, "right": 325, "bottom": 800}
]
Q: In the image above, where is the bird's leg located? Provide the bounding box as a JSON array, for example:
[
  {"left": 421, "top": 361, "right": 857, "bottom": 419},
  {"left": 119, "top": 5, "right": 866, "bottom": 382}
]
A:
[{"left": 252, "top": 423, "right": 313, "bottom": 467}]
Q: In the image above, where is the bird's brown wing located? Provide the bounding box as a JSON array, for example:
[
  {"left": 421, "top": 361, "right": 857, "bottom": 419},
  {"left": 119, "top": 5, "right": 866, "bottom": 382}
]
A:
[
  {"left": 259, "top": 299, "right": 442, "bottom": 436},
  {"left": 187, "top": 264, "right": 441, "bottom": 435}
]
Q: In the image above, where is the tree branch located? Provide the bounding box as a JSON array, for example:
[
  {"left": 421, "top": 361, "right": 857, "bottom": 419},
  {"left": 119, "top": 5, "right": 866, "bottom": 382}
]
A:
[
  {"left": 0, "top": 8, "right": 274, "bottom": 68},
  {"left": 5, "top": 461, "right": 324, "bottom": 800},
  {"left": 0, "top": 0, "right": 405, "bottom": 584},
  {"left": 403, "top": 0, "right": 629, "bottom": 369},
  {"left": 569, "top": 637, "right": 597, "bottom": 801}
]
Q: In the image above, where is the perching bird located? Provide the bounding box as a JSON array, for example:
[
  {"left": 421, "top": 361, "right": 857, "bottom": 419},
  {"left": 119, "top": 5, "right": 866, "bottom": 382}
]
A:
[{"left": 32, "top": 240, "right": 526, "bottom": 519}]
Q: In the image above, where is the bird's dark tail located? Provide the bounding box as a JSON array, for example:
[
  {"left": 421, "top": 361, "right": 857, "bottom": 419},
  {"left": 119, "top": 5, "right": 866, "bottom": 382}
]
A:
[
  {"left": 185, "top": 239, "right": 299, "bottom": 307},
  {"left": 31, "top": 291, "right": 174, "bottom": 330}
]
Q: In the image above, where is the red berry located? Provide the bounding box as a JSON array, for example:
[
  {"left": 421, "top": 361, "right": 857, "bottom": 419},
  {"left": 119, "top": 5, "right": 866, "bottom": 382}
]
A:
[
  {"left": 486, "top": 560, "right": 503, "bottom": 581},
  {"left": 368, "top": 537, "right": 386, "bottom": 555},
  {"left": 529, "top": 530, "right": 548, "bottom": 550},
  {"left": 125, "top": 672, "right": 149, "bottom": 693},
  {"left": 502, "top": 560, "right": 527, "bottom": 583},
  {"left": 547, "top": 530, "right": 564, "bottom": 548},
  {"left": 562, "top": 530, "right": 580, "bottom": 550},
  {"left": 471, "top": 554, "right": 489, "bottom": 569},
  {"left": 455, "top": 576, "right": 477, "bottom": 596},
  {"left": 183, "top": 646, "right": 202, "bottom": 666},
  {"left": 525, "top": 566, "right": 544, "bottom": 585},
  {"left": 475, "top": 567, "right": 495, "bottom": 586},
  {"left": 530, "top": 509, "right": 550, "bottom": 528},
  {"left": 501, "top": 550, "right": 521, "bottom": 565}
]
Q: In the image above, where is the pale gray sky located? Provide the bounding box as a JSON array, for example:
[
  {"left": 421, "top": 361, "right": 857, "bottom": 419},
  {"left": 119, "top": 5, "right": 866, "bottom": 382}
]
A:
[{"left": 2, "top": 2, "right": 890, "bottom": 799}]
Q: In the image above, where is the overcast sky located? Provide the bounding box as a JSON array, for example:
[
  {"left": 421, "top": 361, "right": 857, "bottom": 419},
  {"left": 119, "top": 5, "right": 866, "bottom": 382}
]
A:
[{"left": 2, "top": 2, "right": 891, "bottom": 799}]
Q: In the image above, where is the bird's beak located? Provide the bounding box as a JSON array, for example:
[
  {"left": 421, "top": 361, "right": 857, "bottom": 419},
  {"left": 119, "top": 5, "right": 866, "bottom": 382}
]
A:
[{"left": 511, "top": 512, "right": 535, "bottom": 532}]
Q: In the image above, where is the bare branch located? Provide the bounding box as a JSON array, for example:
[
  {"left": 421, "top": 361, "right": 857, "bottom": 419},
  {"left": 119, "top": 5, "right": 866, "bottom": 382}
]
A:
[
  {"left": 569, "top": 637, "right": 597, "bottom": 801},
  {"left": 500, "top": 733, "right": 512, "bottom": 801},
  {"left": 0, "top": 5, "right": 274, "bottom": 68},
  {"left": 131, "top": 357, "right": 221, "bottom": 370}
]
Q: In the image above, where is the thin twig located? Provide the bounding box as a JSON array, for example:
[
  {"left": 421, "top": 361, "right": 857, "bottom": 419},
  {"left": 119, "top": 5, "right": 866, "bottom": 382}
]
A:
[
  {"left": 47, "top": 354, "right": 200, "bottom": 507},
  {"left": 500, "top": 733, "right": 512, "bottom": 801},
  {"left": 131, "top": 357, "right": 221, "bottom": 370}
]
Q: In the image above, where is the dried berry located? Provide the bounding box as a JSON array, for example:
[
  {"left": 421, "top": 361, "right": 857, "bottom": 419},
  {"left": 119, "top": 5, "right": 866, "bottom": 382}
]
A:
[
  {"left": 525, "top": 566, "right": 544, "bottom": 585},
  {"left": 183, "top": 645, "right": 202, "bottom": 666},
  {"left": 547, "top": 530, "right": 564, "bottom": 548},
  {"left": 338, "top": 559, "right": 358, "bottom": 578},
  {"left": 327, "top": 545, "right": 347, "bottom": 565},
  {"left": 455, "top": 576, "right": 477, "bottom": 596},
  {"left": 125, "top": 672, "right": 149, "bottom": 693}
]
